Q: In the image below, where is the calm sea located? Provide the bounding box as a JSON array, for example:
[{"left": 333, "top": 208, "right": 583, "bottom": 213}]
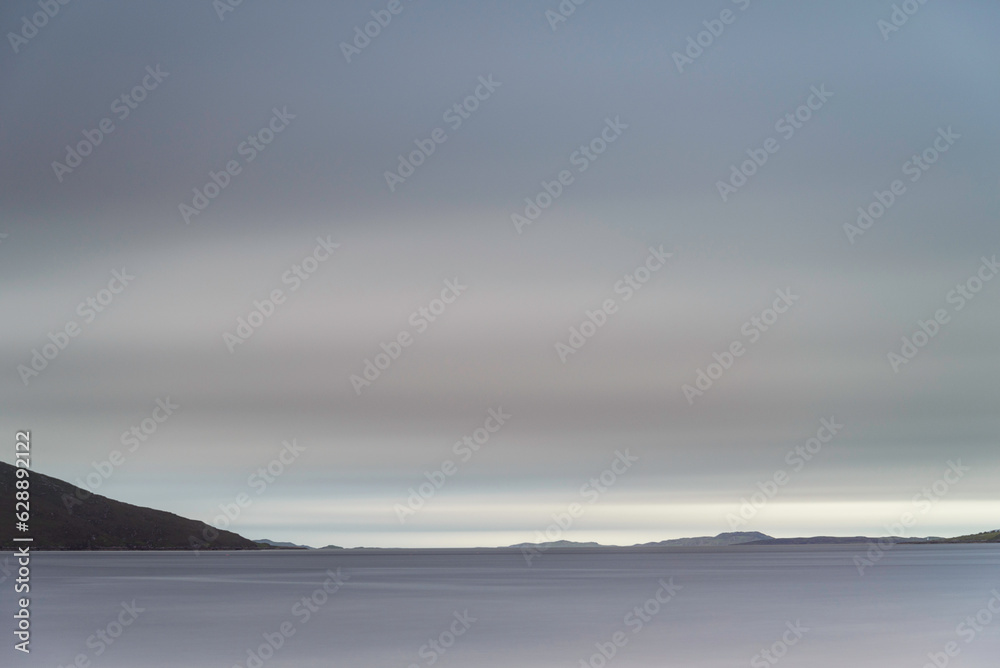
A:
[{"left": 2, "top": 545, "right": 998, "bottom": 667}]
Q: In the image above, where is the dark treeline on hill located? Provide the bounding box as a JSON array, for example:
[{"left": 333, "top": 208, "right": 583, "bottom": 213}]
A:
[{"left": 0, "top": 461, "right": 259, "bottom": 550}]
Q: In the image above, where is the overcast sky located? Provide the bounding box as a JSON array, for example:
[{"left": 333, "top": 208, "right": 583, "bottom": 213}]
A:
[{"left": 1, "top": 0, "right": 998, "bottom": 547}]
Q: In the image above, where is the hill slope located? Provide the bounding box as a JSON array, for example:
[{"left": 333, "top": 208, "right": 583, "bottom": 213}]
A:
[
  {"left": 0, "top": 461, "right": 258, "bottom": 550},
  {"left": 933, "top": 530, "right": 1000, "bottom": 543},
  {"left": 640, "top": 531, "right": 772, "bottom": 547}
]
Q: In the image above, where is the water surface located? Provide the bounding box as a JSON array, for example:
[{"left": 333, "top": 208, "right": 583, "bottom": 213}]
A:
[{"left": 2, "top": 545, "right": 998, "bottom": 667}]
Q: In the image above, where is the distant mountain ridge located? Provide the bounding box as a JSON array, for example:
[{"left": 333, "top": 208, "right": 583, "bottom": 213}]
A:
[
  {"left": 511, "top": 532, "right": 771, "bottom": 549},
  {"left": 640, "top": 531, "right": 771, "bottom": 547},
  {"left": 509, "top": 540, "right": 603, "bottom": 548},
  {"left": 253, "top": 539, "right": 344, "bottom": 550},
  {"left": 509, "top": 532, "right": 964, "bottom": 549},
  {"left": 926, "top": 530, "right": 1000, "bottom": 544},
  {"left": 745, "top": 536, "right": 919, "bottom": 545},
  {"left": 254, "top": 539, "right": 310, "bottom": 549}
]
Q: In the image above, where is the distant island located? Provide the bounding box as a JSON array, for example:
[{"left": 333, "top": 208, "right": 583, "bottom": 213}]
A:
[
  {"left": 510, "top": 539, "right": 603, "bottom": 549},
  {"left": 509, "top": 532, "right": 961, "bottom": 549},
  {"left": 2, "top": 462, "right": 996, "bottom": 550},
  {"left": 510, "top": 532, "right": 771, "bottom": 549},
  {"left": 921, "top": 529, "right": 1000, "bottom": 544},
  {"left": 254, "top": 539, "right": 344, "bottom": 550}
]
